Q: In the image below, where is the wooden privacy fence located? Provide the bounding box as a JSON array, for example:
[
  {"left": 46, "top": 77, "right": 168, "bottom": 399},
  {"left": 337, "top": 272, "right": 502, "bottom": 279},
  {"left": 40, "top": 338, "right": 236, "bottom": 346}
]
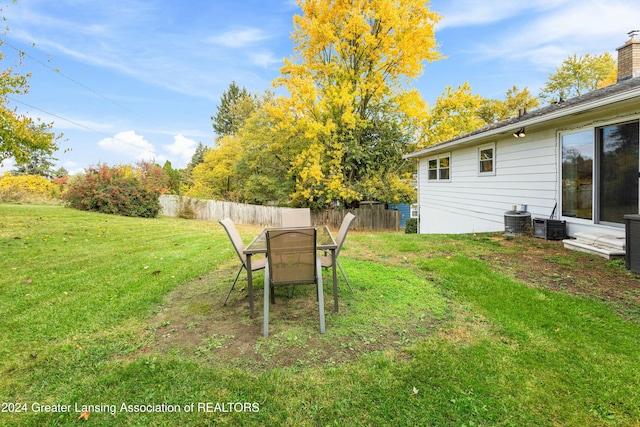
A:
[
  {"left": 159, "top": 195, "right": 399, "bottom": 231},
  {"left": 311, "top": 205, "right": 399, "bottom": 231},
  {"left": 159, "top": 195, "right": 281, "bottom": 227}
]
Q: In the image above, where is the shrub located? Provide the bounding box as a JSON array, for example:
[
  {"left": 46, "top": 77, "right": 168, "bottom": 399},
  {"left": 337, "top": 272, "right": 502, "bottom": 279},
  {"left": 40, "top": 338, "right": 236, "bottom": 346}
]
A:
[
  {"left": 0, "top": 173, "right": 60, "bottom": 202},
  {"left": 63, "top": 164, "right": 160, "bottom": 218},
  {"left": 178, "top": 197, "right": 196, "bottom": 219},
  {"left": 405, "top": 218, "right": 418, "bottom": 234}
]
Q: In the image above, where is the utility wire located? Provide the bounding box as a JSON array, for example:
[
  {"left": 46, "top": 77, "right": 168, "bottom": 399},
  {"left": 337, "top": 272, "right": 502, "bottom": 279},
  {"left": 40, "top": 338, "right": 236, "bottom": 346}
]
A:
[
  {"left": 3, "top": 40, "right": 164, "bottom": 129},
  {"left": 8, "top": 96, "right": 157, "bottom": 154}
]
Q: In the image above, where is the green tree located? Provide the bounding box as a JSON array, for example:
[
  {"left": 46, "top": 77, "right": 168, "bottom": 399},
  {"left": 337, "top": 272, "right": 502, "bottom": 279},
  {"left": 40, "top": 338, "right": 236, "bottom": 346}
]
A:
[
  {"left": 211, "top": 81, "right": 256, "bottom": 137},
  {"left": 503, "top": 85, "right": 540, "bottom": 116},
  {"left": 235, "top": 100, "right": 299, "bottom": 205},
  {"left": 10, "top": 149, "right": 58, "bottom": 179},
  {"left": 162, "top": 160, "right": 180, "bottom": 195},
  {"left": 273, "top": 0, "right": 441, "bottom": 206},
  {"left": 181, "top": 141, "right": 209, "bottom": 191},
  {"left": 187, "top": 142, "right": 208, "bottom": 171},
  {"left": 191, "top": 94, "right": 298, "bottom": 205},
  {"left": 539, "top": 52, "right": 617, "bottom": 104},
  {"left": 421, "top": 84, "right": 541, "bottom": 148}
]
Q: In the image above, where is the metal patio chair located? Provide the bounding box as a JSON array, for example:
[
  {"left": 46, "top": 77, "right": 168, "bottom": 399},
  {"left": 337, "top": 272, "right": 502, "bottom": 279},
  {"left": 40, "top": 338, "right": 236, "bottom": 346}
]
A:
[
  {"left": 219, "top": 218, "right": 266, "bottom": 305},
  {"left": 280, "top": 208, "right": 312, "bottom": 227},
  {"left": 321, "top": 212, "right": 356, "bottom": 292},
  {"left": 263, "top": 227, "right": 325, "bottom": 337}
]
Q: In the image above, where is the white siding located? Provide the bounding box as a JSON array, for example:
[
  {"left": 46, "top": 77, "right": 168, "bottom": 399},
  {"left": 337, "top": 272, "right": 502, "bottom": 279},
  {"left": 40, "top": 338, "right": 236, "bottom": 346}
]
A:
[{"left": 418, "top": 130, "right": 558, "bottom": 234}]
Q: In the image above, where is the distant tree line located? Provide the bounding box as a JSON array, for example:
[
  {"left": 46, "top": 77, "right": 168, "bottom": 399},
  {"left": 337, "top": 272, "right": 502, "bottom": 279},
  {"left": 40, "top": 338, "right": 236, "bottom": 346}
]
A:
[{"left": 188, "top": 50, "right": 615, "bottom": 209}]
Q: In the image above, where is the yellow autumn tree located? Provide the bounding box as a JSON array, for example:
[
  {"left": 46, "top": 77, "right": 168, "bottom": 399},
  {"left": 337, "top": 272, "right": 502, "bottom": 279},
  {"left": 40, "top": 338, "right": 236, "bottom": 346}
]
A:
[
  {"left": 187, "top": 135, "right": 243, "bottom": 201},
  {"left": 422, "top": 82, "right": 485, "bottom": 146},
  {"left": 273, "top": 0, "right": 441, "bottom": 206}
]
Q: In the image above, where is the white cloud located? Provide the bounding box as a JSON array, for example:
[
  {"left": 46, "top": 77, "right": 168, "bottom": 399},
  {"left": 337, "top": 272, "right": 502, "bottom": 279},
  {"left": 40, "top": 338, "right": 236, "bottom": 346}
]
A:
[
  {"left": 60, "top": 160, "right": 85, "bottom": 175},
  {"left": 207, "top": 28, "right": 270, "bottom": 48},
  {"left": 98, "top": 131, "right": 156, "bottom": 162},
  {"left": 438, "top": 0, "right": 638, "bottom": 70},
  {"left": 433, "top": 2, "right": 527, "bottom": 29},
  {"left": 432, "top": 0, "right": 570, "bottom": 29},
  {"left": 162, "top": 135, "right": 197, "bottom": 168},
  {"left": 249, "top": 51, "right": 282, "bottom": 68}
]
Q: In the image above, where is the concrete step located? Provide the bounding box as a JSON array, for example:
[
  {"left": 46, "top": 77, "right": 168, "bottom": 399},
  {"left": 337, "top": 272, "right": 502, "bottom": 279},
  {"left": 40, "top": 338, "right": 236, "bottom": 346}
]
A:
[
  {"left": 572, "top": 231, "right": 625, "bottom": 251},
  {"left": 563, "top": 231, "right": 626, "bottom": 260},
  {"left": 563, "top": 240, "right": 625, "bottom": 259}
]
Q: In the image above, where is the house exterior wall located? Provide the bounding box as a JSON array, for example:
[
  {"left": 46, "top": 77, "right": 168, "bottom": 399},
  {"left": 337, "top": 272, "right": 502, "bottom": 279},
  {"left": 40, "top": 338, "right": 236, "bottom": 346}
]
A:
[
  {"left": 417, "top": 128, "right": 558, "bottom": 234},
  {"left": 415, "top": 101, "right": 640, "bottom": 236}
]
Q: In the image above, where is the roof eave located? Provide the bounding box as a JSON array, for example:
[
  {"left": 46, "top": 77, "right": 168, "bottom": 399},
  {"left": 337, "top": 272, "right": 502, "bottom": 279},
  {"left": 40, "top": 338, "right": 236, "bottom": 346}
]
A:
[{"left": 404, "top": 84, "right": 640, "bottom": 159}]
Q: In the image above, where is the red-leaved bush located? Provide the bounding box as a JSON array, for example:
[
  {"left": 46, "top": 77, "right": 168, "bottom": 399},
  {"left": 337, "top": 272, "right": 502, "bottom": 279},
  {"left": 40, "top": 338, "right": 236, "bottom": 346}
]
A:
[{"left": 63, "top": 164, "right": 161, "bottom": 218}]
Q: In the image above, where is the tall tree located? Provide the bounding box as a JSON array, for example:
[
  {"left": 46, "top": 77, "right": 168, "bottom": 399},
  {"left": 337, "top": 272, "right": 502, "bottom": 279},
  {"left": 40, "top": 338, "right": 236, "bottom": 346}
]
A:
[
  {"left": 421, "top": 84, "right": 540, "bottom": 148},
  {"left": 1, "top": 6, "right": 61, "bottom": 166},
  {"left": 234, "top": 101, "right": 297, "bottom": 205},
  {"left": 0, "top": 95, "right": 60, "bottom": 167},
  {"left": 162, "top": 160, "right": 180, "bottom": 195},
  {"left": 186, "top": 142, "right": 208, "bottom": 172},
  {"left": 211, "top": 81, "right": 256, "bottom": 138},
  {"left": 180, "top": 141, "right": 209, "bottom": 190},
  {"left": 273, "top": 0, "right": 441, "bottom": 206},
  {"left": 539, "top": 52, "right": 617, "bottom": 104},
  {"left": 191, "top": 94, "right": 299, "bottom": 205}
]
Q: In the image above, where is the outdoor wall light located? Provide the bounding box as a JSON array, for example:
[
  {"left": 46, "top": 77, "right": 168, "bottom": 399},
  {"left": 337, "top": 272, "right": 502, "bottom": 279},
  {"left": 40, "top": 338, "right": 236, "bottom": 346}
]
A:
[{"left": 513, "top": 127, "right": 526, "bottom": 138}]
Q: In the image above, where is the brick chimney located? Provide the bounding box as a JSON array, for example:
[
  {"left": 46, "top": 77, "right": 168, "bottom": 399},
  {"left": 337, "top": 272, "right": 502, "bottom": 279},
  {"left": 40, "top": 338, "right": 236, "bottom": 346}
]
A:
[{"left": 617, "top": 30, "right": 640, "bottom": 81}]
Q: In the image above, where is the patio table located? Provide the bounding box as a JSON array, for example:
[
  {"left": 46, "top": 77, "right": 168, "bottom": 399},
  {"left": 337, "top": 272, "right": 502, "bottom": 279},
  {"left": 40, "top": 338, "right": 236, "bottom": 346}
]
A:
[{"left": 244, "top": 226, "right": 338, "bottom": 318}]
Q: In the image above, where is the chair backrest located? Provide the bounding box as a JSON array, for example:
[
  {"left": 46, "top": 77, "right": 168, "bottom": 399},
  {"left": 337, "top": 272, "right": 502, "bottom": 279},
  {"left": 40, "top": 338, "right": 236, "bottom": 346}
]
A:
[
  {"left": 219, "top": 218, "right": 246, "bottom": 264},
  {"left": 281, "top": 208, "right": 311, "bottom": 227},
  {"left": 266, "top": 228, "right": 317, "bottom": 286},
  {"left": 335, "top": 213, "right": 356, "bottom": 258}
]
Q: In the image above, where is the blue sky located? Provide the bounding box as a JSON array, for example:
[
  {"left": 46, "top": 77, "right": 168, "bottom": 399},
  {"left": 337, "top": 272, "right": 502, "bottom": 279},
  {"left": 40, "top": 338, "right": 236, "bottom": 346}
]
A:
[{"left": 1, "top": 0, "right": 638, "bottom": 174}]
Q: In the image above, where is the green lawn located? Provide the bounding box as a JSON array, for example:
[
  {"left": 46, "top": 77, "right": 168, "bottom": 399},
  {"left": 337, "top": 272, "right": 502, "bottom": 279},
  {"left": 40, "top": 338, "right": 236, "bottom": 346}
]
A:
[{"left": 1, "top": 204, "right": 639, "bottom": 426}]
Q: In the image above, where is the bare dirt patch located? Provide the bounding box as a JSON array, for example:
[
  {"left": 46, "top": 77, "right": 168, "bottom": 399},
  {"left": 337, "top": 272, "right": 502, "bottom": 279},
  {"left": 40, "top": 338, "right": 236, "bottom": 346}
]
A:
[
  {"left": 481, "top": 236, "right": 640, "bottom": 321},
  {"left": 135, "top": 261, "right": 437, "bottom": 372}
]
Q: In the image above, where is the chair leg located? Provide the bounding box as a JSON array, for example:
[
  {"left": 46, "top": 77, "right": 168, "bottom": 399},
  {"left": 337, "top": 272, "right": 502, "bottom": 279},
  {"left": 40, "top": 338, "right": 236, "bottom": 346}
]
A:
[
  {"left": 263, "top": 264, "right": 270, "bottom": 338},
  {"left": 316, "top": 257, "right": 326, "bottom": 334},
  {"left": 336, "top": 259, "right": 353, "bottom": 293},
  {"left": 224, "top": 265, "right": 245, "bottom": 305}
]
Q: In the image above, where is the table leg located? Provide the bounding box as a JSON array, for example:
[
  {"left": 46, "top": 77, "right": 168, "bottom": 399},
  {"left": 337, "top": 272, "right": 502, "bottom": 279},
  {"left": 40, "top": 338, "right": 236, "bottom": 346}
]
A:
[
  {"left": 331, "top": 248, "right": 338, "bottom": 312},
  {"left": 246, "top": 254, "right": 254, "bottom": 318}
]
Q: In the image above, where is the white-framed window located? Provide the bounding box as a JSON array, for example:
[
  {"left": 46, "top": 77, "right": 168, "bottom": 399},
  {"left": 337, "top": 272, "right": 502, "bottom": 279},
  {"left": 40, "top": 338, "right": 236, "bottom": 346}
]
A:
[
  {"left": 410, "top": 203, "right": 419, "bottom": 218},
  {"left": 427, "top": 153, "right": 451, "bottom": 181},
  {"left": 478, "top": 142, "right": 496, "bottom": 176}
]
